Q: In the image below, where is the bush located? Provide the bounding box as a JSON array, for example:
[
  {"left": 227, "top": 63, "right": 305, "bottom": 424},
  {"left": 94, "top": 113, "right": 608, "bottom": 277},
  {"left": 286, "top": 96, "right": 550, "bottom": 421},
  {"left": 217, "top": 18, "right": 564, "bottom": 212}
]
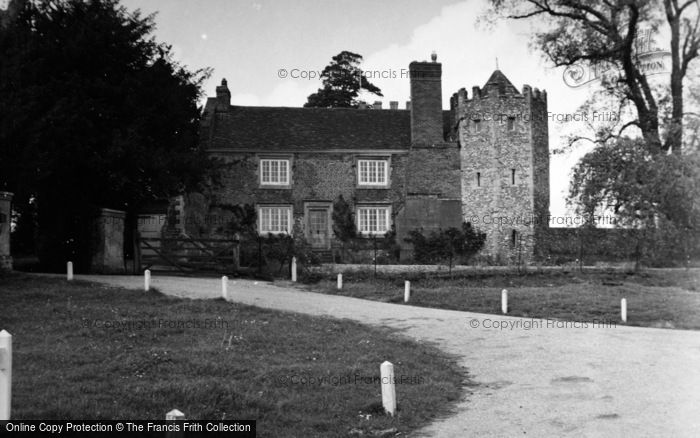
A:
[{"left": 405, "top": 222, "right": 486, "bottom": 272}]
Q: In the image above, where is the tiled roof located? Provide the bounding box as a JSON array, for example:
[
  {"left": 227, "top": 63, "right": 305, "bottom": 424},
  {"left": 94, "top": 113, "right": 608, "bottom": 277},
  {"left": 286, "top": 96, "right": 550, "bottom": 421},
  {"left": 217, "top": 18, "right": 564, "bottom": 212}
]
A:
[
  {"left": 205, "top": 106, "right": 412, "bottom": 151},
  {"left": 483, "top": 70, "right": 520, "bottom": 95}
]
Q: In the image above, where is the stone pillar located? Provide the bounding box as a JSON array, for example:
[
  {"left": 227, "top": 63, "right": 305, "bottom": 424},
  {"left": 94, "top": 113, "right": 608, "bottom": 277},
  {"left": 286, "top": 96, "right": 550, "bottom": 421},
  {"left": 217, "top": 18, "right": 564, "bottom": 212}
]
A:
[
  {"left": 0, "top": 192, "right": 13, "bottom": 271},
  {"left": 91, "top": 208, "right": 126, "bottom": 273}
]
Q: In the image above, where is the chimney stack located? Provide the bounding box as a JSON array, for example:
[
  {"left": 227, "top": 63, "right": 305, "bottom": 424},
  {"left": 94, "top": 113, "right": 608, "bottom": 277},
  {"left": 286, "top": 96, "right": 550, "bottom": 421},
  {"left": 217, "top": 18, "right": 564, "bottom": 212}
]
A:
[
  {"left": 409, "top": 54, "right": 443, "bottom": 146},
  {"left": 216, "top": 78, "right": 231, "bottom": 107},
  {"left": 373, "top": 101, "right": 383, "bottom": 110},
  {"left": 389, "top": 101, "right": 398, "bottom": 110}
]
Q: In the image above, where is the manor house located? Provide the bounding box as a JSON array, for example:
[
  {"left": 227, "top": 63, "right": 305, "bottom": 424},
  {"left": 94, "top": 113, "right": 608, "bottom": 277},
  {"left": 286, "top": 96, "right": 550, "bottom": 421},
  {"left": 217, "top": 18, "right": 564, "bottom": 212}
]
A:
[{"left": 190, "top": 53, "right": 551, "bottom": 262}]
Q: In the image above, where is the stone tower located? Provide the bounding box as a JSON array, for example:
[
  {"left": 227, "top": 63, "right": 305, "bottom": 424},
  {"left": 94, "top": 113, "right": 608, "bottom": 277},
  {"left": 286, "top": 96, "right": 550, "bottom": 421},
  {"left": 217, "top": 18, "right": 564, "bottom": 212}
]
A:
[{"left": 452, "top": 70, "right": 549, "bottom": 263}]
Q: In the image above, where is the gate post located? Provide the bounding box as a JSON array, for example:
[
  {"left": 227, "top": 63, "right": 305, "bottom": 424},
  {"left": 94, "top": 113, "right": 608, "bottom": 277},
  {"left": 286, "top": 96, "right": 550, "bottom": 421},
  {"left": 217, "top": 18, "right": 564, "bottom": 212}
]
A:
[{"left": 233, "top": 233, "right": 240, "bottom": 273}]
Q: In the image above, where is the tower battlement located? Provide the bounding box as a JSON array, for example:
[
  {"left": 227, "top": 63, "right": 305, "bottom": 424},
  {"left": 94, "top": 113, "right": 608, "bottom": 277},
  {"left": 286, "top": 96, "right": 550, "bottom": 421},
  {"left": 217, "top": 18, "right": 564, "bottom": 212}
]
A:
[{"left": 455, "top": 69, "right": 550, "bottom": 263}]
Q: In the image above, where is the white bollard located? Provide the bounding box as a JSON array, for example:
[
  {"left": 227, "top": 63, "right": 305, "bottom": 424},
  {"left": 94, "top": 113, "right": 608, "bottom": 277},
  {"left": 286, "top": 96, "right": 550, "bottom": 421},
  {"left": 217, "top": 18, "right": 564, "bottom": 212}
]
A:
[
  {"left": 501, "top": 289, "right": 508, "bottom": 314},
  {"left": 0, "top": 330, "right": 12, "bottom": 420},
  {"left": 337, "top": 274, "right": 343, "bottom": 290},
  {"left": 404, "top": 280, "right": 411, "bottom": 303},
  {"left": 144, "top": 269, "right": 151, "bottom": 292},
  {"left": 165, "top": 409, "right": 185, "bottom": 438},
  {"left": 66, "top": 261, "right": 73, "bottom": 281},
  {"left": 291, "top": 257, "right": 297, "bottom": 282},
  {"left": 222, "top": 276, "right": 228, "bottom": 300},
  {"left": 166, "top": 408, "right": 185, "bottom": 420},
  {"left": 380, "top": 361, "right": 397, "bottom": 416},
  {"left": 621, "top": 298, "right": 627, "bottom": 323}
]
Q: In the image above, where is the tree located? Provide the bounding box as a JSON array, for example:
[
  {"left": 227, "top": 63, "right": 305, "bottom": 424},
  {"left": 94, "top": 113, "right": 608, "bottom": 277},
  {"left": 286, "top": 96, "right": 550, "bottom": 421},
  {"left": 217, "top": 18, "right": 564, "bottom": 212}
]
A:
[
  {"left": 569, "top": 137, "right": 700, "bottom": 267},
  {"left": 304, "top": 51, "right": 383, "bottom": 108},
  {"left": 0, "top": 0, "right": 213, "bottom": 270},
  {"left": 490, "top": 0, "right": 700, "bottom": 155},
  {"left": 405, "top": 223, "right": 487, "bottom": 273}
]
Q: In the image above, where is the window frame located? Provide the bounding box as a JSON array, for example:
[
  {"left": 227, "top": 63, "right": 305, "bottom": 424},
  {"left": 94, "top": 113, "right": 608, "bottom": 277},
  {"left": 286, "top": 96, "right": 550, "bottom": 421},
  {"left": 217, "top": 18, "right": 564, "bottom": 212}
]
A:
[
  {"left": 357, "top": 158, "right": 389, "bottom": 187},
  {"left": 257, "top": 205, "right": 293, "bottom": 235},
  {"left": 355, "top": 205, "right": 392, "bottom": 236},
  {"left": 259, "top": 158, "right": 291, "bottom": 187}
]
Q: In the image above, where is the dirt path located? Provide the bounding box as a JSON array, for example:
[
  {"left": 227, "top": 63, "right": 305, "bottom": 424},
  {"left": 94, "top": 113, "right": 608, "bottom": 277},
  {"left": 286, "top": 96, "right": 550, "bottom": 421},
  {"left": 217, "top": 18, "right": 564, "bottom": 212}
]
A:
[{"left": 60, "top": 274, "right": 700, "bottom": 437}]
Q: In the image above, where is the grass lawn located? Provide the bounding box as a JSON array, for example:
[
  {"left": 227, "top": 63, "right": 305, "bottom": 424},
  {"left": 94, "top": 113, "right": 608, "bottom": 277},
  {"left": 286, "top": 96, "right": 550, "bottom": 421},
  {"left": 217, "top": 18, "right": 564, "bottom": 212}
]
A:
[
  {"left": 302, "top": 268, "right": 700, "bottom": 330},
  {"left": 0, "top": 273, "right": 467, "bottom": 437}
]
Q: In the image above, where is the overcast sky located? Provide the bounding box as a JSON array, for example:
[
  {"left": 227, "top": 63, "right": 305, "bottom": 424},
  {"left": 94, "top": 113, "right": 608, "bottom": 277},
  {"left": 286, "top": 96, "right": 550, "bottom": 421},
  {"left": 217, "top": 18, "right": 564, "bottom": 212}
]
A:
[{"left": 120, "top": 0, "right": 675, "bottom": 218}]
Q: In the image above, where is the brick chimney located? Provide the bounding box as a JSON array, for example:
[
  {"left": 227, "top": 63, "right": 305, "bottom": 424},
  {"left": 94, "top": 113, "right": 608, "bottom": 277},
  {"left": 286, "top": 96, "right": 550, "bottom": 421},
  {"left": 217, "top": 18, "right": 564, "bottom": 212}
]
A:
[
  {"left": 389, "top": 101, "right": 398, "bottom": 110},
  {"left": 373, "top": 101, "right": 383, "bottom": 110},
  {"left": 216, "top": 78, "right": 231, "bottom": 107},
  {"left": 409, "top": 54, "right": 443, "bottom": 146}
]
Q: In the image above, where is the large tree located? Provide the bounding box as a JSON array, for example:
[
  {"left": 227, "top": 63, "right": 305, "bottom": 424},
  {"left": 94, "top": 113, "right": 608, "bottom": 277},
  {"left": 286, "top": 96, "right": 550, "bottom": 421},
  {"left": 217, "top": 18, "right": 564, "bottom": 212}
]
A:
[
  {"left": 0, "top": 0, "right": 213, "bottom": 270},
  {"left": 304, "top": 51, "right": 383, "bottom": 108},
  {"left": 490, "top": 0, "right": 700, "bottom": 264},
  {"left": 491, "top": 0, "right": 700, "bottom": 155}
]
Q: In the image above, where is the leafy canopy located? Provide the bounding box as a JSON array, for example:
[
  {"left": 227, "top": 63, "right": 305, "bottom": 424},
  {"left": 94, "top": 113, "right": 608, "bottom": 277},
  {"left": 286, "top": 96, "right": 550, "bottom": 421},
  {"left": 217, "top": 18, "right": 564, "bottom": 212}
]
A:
[
  {"left": 304, "top": 51, "right": 383, "bottom": 108},
  {"left": 0, "top": 0, "right": 213, "bottom": 268}
]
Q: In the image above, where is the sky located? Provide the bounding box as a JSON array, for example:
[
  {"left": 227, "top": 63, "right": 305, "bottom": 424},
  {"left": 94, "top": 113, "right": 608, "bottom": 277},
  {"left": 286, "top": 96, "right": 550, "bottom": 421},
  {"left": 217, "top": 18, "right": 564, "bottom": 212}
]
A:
[{"left": 120, "top": 0, "right": 675, "bottom": 218}]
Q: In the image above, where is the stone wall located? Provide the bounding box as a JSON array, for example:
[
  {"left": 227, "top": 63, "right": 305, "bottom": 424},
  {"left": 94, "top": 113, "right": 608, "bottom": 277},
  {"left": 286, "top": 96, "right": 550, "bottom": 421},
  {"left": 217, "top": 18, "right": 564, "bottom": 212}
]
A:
[
  {"left": 456, "top": 83, "right": 549, "bottom": 263},
  {"left": 543, "top": 226, "right": 700, "bottom": 266},
  {"left": 186, "top": 151, "right": 408, "bottom": 241}
]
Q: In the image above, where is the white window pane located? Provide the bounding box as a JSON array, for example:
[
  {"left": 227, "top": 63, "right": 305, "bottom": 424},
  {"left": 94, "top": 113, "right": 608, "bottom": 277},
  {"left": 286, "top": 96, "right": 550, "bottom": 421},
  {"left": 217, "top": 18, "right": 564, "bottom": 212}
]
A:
[
  {"left": 280, "top": 161, "right": 288, "bottom": 183},
  {"left": 378, "top": 209, "right": 387, "bottom": 232},
  {"left": 261, "top": 159, "right": 290, "bottom": 185},
  {"left": 358, "top": 160, "right": 388, "bottom": 186}
]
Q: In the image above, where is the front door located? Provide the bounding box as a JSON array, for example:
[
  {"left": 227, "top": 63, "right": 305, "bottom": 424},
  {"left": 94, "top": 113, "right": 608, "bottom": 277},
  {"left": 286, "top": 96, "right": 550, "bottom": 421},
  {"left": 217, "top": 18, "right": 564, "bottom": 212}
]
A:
[{"left": 307, "top": 208, "right": 330, "bottom": 249}]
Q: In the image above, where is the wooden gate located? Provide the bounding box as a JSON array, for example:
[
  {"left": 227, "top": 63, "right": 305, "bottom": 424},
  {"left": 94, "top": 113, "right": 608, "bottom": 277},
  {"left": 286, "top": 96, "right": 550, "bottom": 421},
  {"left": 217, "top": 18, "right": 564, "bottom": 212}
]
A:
[{"left": 137, "top": 235, "right": 239, "bottom": 273}]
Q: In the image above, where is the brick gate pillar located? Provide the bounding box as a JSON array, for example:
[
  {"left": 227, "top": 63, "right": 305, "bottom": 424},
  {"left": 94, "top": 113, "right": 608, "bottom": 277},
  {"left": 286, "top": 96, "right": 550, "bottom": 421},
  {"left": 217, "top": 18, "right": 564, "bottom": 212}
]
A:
[{"left": 91, "top": 208, "right": 126, "bottom": 273}]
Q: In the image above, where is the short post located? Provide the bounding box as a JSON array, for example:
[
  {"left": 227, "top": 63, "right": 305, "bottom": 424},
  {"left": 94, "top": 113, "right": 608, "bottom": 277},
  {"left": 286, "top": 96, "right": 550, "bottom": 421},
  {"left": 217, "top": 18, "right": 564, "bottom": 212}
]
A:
[
  {"left": 0, "top": 330, "right": 12, "bottom": 420},
  {"left": 144, "top": 269, "right": 151, "bottom": 292},
  {"left": 380, "top": 361, "right": 396, "bottom": 416},
  {"left": 166, "top": 408, "right": 185, "bottom": 420},
  {"left": 222, "top": 276, "right": 228, "bottom": 300},
  {"left": 165, "top": 409, "right": 185, "bottom": 438},
  {"left": 337, "top": 273, "right": 343, "bottom": 290},
  {"left": 621, "top": 298, "right": 627, "bottom": 323},
  {"left": 66, "top": 261, "right": 73, "bottom": 281},
  {"left": 291, "top": 257, "right": 297, "bottom": 282},
  {"left": 404, "top": 280, "right": 411, "bottom": 303},
  {"left": 501, "top": 289, "right": 508, "bottom": 314}
]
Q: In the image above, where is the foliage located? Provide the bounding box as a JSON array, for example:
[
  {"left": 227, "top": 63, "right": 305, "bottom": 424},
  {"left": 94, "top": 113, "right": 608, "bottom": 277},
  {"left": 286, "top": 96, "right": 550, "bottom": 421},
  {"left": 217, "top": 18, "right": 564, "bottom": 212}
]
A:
[
  {"left": 0, "top": 0, "right": 213, "bottom": 270},
  {"left": 331, "top": 195, "right": 356, "bottom": 242},
  {"left": 405, "top": 223, "right": 487, "bottom": 271},
  {"left": 212, "top": 203, "right": 257, "bottom": 237},
  {"left": 489, "top": 0, "right": 700, "bottom": 155},
  {"left": 569, "top": 137, "right": 700, "bottom": 266},
  {"left": 304, "top": 51, "right": 383, "bottom": 108},
  {"left": 258, "top": 232, "right": 320, "bottom": 276}
]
